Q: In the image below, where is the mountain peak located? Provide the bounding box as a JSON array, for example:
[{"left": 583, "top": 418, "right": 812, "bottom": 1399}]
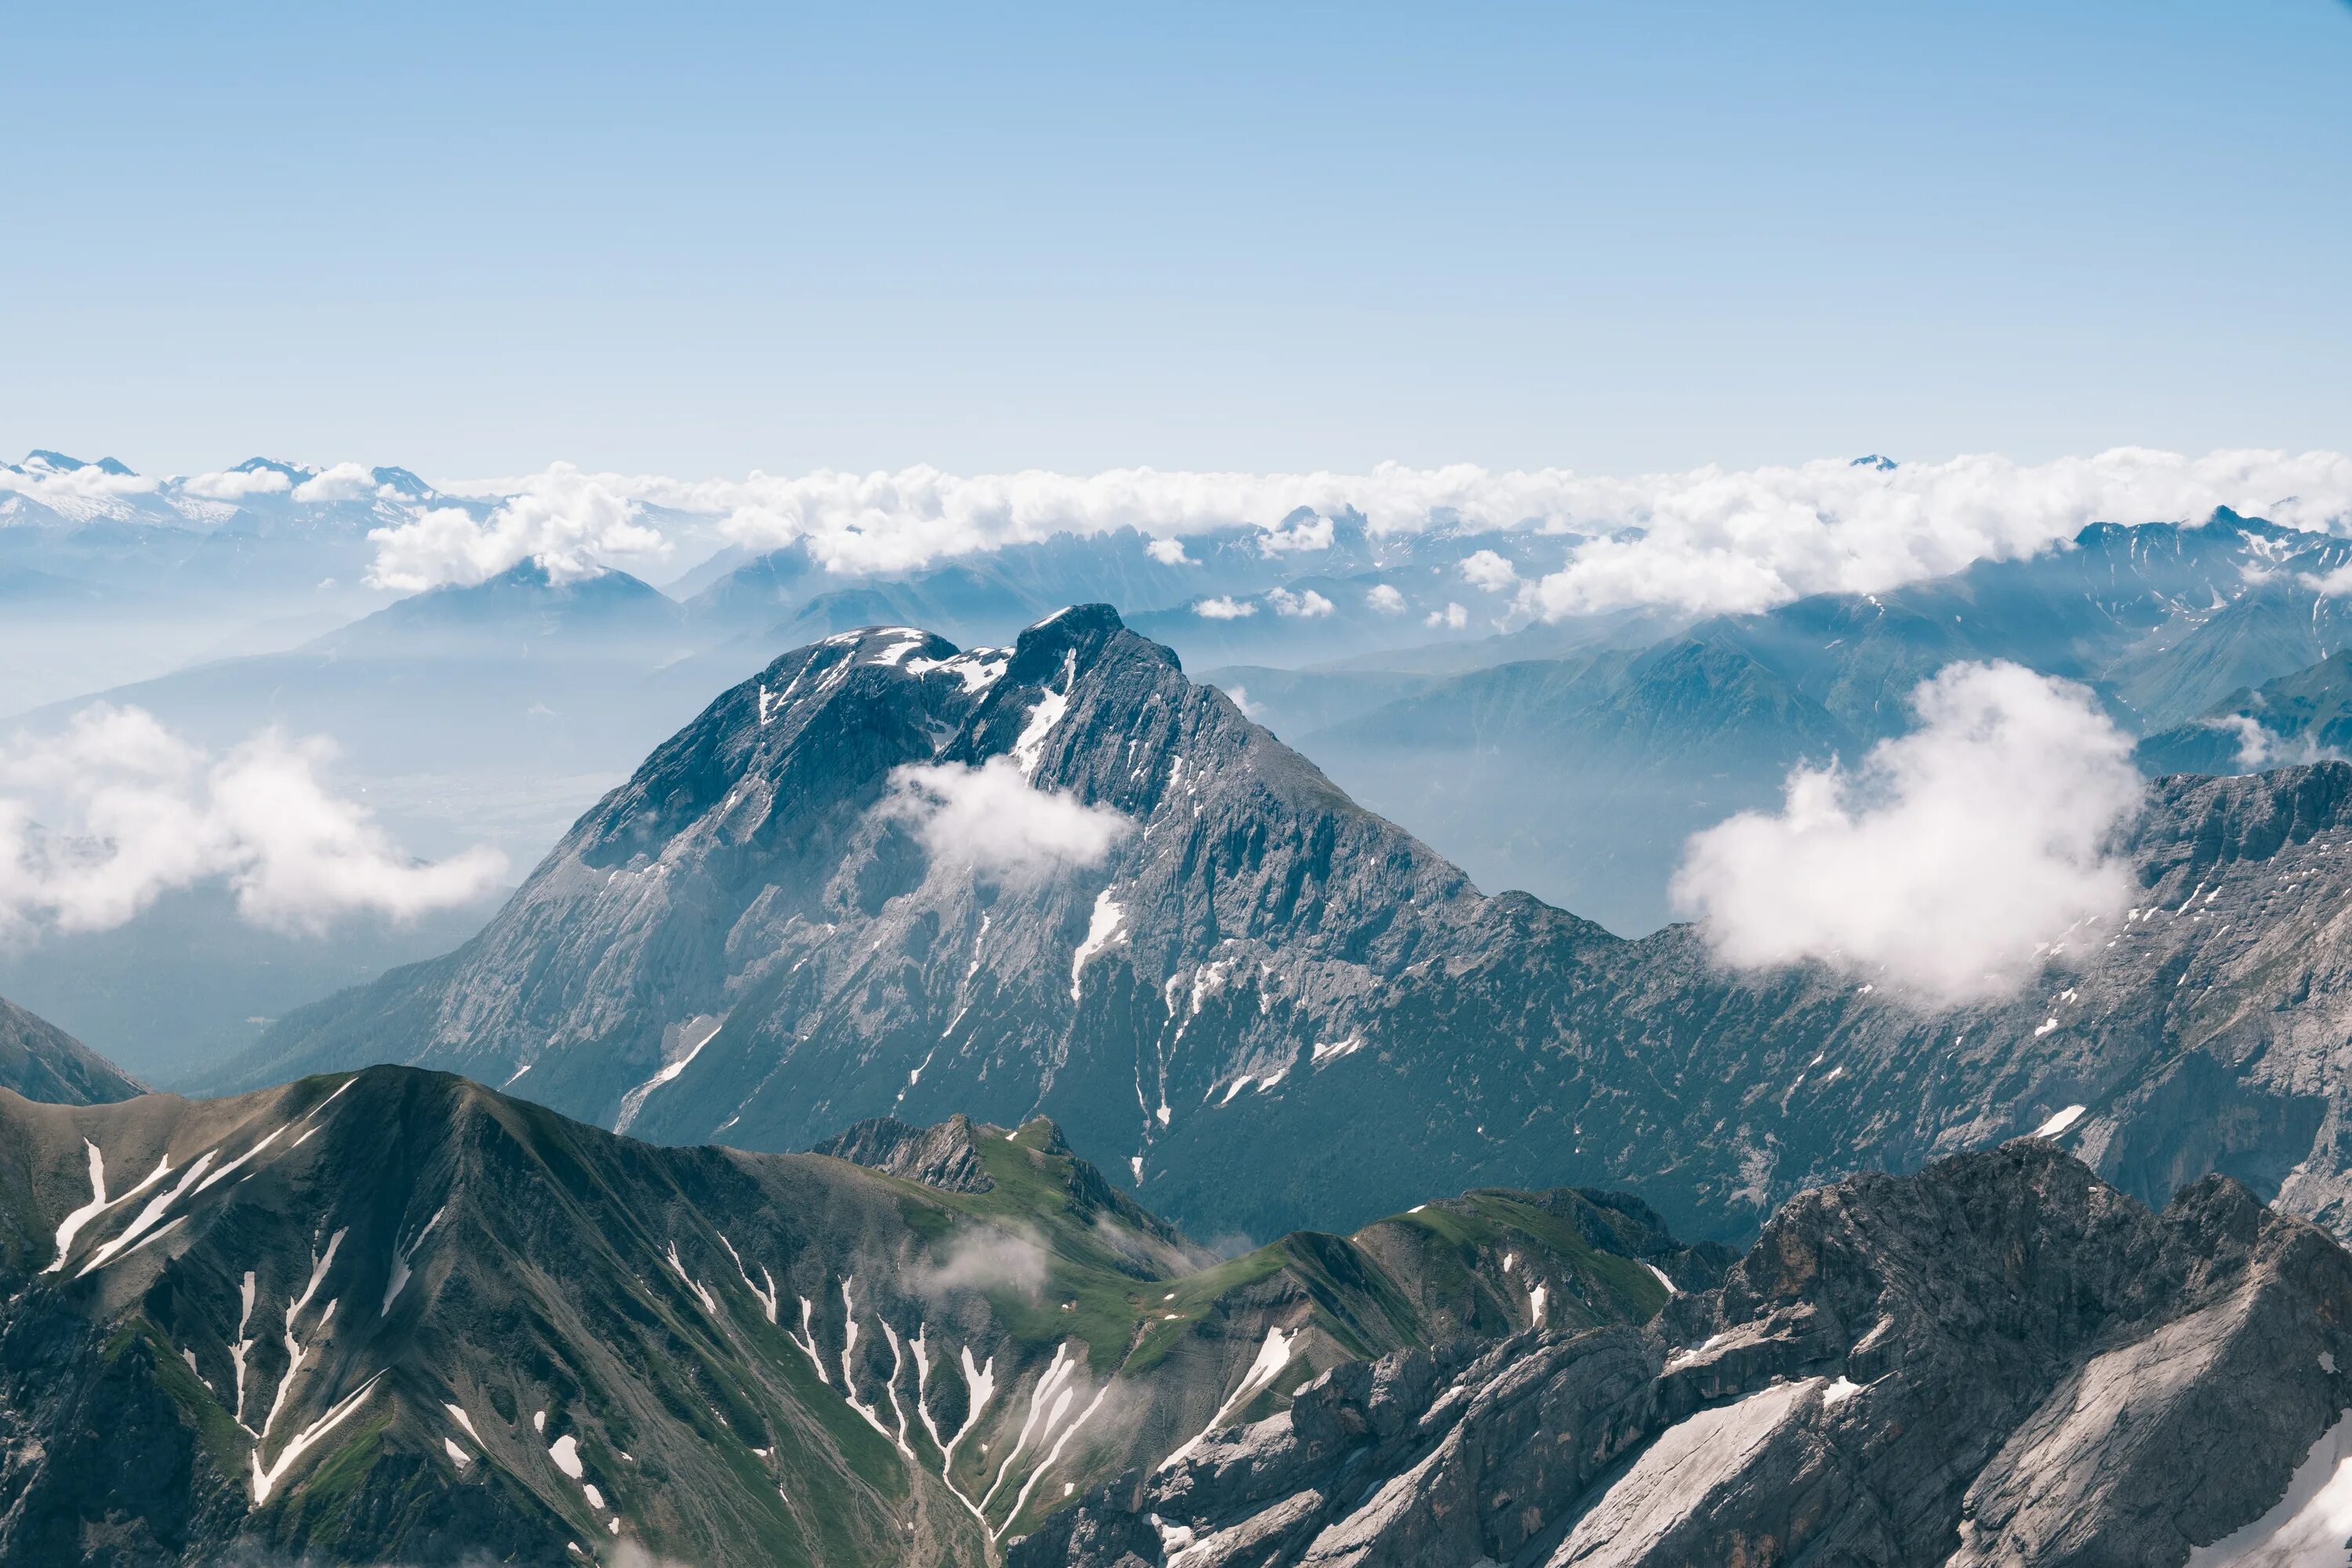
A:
[
  {"left": 811, "top": 1112, "right": 995, "bottom": 1192},
  {"left": 231, "top": 456, "right": 311, "bottom": 480},
  {"left": 1004, "top": 602, "right": 1159, "bottom": 682},
  {"left": 369, "top": 464, "right": 434, "bottom": 499}
]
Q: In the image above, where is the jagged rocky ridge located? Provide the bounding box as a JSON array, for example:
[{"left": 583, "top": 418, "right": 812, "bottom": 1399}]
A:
[
  {"left": 233, "top": 605, "right": 2352, "bottom": 1249},
  {"left": 1025, "top": 1138, "right": 2352, "bottom": 1568},
  {"left": 0, "top": 1066, "right": 1702, "bottom": 1565}
]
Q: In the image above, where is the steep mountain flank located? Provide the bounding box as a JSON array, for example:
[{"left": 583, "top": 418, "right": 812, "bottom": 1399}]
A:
[
  {"left": 0, "top": 994, "right": 142, "bottom": 1105},
  {"left": 1030, "top": 1139, "right": 2352, "bottom": 1568},
  {"left": 234, "top": 608, "right": 2352, "bottom": 1253},
  {"left": 0, "top": 1067, "right": 1700, "bottom": 1564}
]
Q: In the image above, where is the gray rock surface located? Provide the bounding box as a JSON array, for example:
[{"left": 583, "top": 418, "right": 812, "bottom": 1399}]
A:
[
  {"left": 224, "top": 606, "right": 2352, "bottom": 1254},
  {"left": 1025, "top": 1140, "right": 2352, "bottom": 1568},
  {"left": 814, "top": 1112, "right": 999, "bottom": 1193},
  {"left": 0, "top": 994, "right": 141, "bottom": 1105}
]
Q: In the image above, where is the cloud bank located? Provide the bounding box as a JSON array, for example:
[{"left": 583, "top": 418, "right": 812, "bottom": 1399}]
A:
[
  {"left": 416, "top": 448, "right": 2352, "bottom": 608},
  {"left": 0, "top": 706, "right": 508, "bottom": 938},
  {"left": 16, "top": 447, "right": 2352, "bottom": 613},
  {"left": 1671, "top": 662, "right": 2143, "bottom": 1003},
  {"left": 880, "top": 757, "right": 1130, "bottom": 883}
]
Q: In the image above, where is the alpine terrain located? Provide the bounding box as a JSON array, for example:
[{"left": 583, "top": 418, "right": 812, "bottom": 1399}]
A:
[
  {"left": 0, "top": 1060, "right": 1708, "bottom": 1563},
  {"left": 8, "top": 1052, "right": 2350, "bottom": 1567},
  {"left": 232, "top": 604, "right": 2352, "bottom": 1258}
]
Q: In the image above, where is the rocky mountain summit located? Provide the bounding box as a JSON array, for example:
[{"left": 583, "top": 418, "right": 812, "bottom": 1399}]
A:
[
  {"left": 0, "top": 1065, "right": 1701, "bottom": 1565},
  {"left": 232, "top": 606, "right": 2352, "bottom": 1254},
  {"left": 1027, "top": 1138, "right": 2352, "bottom": 1568}
]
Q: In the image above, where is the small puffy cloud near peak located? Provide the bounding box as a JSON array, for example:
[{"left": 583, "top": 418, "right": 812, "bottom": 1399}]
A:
[
  {"left": 2299, "top": 562, "right": 2352, "bottom": 597},
  {"left": 1366, "top": 583, "right": 1407, "bottom": 614},
  {"left": 1195, "top": 596, "right": 1256, "bottom": 621},
  {"left": 1459, "top": 549, "right": 1519, "bottom": 592},
  {"left": 291, "top": 461, "right": 378, "bottom": 503},
  {"left": 1267, "top": 587, "right": 1334, "bottom": 618},
  {"left": 879, "top": 757, "right": 1130, "bottom": 884},
  {"left": 365, "top": 463, "right": 670, "bottom": 591},
  {"left": 1260, "top": 512, "right": 1336, "bottom": 554},
  {"left": 1146, "top": 537, "right": 1196, "bottom": 565},
  {"left": 1671, "top": 661, "right": 2142, "bottom": 1004},
  {"left": 1425, "top": 602, "right": 1468, "bottom": 630},
  {"left": 180, "top": 466, "right": 294, "bottom": 500}
]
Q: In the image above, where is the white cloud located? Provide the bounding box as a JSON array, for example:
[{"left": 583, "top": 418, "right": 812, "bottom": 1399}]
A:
[
  {"left": 1522, "top": 448, "right": 2352, "bottom": 619},
  {"left": 1459, "top": 549, "right": 1519, "bottom": 592},
  {"left": 180, "top": 466, "right": 293, "bottom": 500},
  {"left": 1425, "top": 601, "right": 1468, "bottom": 630},
  {"left": 1670, "top": 662, "right": 2143, "bottom": 1003},
  {"left": 879, "top": 757, "right": 1130, "bottom": 883},
  {"left": 30, "top": 447, "right": 2352, "bottom": 615},
  {"left": 0, "top": 706, "right": 507, "bottom": 938},
  {"left": 913, "top": 1222, "right": 1052, "bottom": 1301},
  {"left": 2300, "top": 563, "right": 2352, "bottom": 596},
  {"left": 0, "top": 459, "right": 159, "bottom": 520},
  {"left": 1195, "top": 596, "right": 1257, "bottom": 620},
  {"left": 2209, "top": 713, "right": 2344, "bottom": 772},
  {"left": 1260, "top": 512, "right": 1337, "bottom": 554},
  {"left": 290, "top": 461, "right": 377, "bottom": 503},
  {"left": 432, "top": 449, "right": 2352, "bottom": 605},
  {"left": 1366, "top": 583, "right": 1407, "bottom": 614},
  {"left": 365, "top": 463, "right": 671, "bottom": 590},
  {"left": 1267, "top": 586, "right": 1334, "bottom": 618},
  {"left": 1146, "top": 537, "right": 1196, "bottom": 565}
]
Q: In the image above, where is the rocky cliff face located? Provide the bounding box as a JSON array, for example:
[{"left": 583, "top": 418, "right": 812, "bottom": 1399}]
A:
[
  {"left": 231, "top": 606, "right": 2352, "bottom": 1253},
  {"left": 0, "top": 1066, "right": 1693, "bottom": 1565},
  {"left": 1026, "top": 1138, "right": 2352, "bottom": 1568},
  {"left": 0, "top": 995, "right": 141, "bottom": 1105}
]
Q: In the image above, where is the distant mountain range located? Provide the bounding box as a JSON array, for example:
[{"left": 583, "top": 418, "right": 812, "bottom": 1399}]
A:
[
  {"left": 1243, "top": 509, "right": 2352, "bottom": 931},
  {"left": 223, "top": 605, "right": 2352, "bottom": 1261}
]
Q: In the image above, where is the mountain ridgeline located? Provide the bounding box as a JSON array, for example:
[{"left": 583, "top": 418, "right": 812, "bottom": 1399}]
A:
[
  {"left": 0, "top": 1065, "right": 1702, "bottom": 1564},
  {"left": 1032, "top": 1140, "right": 2352, "bottom": 1568},
  {"left": 0, "top": 995, "right": 143, "bottom": 1106},
  {"left": 235, "top": 604, "right": 2352, "bottom": 1258},
  {"left": 11, "top": 1063, "right": 2352, "bottom": 1567}
]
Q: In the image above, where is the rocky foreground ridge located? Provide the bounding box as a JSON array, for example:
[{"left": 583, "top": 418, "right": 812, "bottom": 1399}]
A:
[
  {"left": 1028, "top": 1138, "right": 2352, "bottom": 1568},
  {"left": 0, "top": 1065, "right": 1700, "bottom": 1565}
]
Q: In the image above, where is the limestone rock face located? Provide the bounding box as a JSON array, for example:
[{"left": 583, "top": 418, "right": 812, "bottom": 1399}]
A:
[{"left": 1023, "top": 1141, "right": 2352, "bottom": 1568}]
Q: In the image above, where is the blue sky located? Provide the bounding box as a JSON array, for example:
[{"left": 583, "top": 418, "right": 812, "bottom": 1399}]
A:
[{"left": 9, "top": 2, "right": 2350, "bottom": 478}]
